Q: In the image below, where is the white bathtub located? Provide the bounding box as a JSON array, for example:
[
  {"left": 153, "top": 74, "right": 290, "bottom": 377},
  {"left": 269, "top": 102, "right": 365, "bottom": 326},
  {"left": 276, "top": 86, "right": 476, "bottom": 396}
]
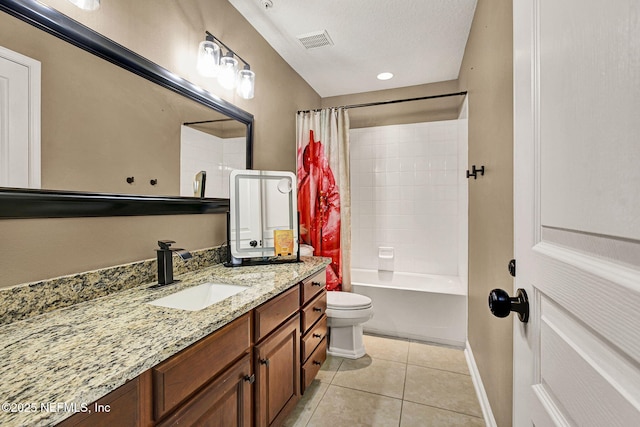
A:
[{"left": 351, "top": 269, "right": 467, "bottom": 347}]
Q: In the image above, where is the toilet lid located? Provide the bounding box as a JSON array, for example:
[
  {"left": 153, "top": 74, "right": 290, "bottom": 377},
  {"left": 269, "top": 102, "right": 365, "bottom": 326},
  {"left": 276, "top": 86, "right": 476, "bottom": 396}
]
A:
[{"left": 326, "top": 291, "right": 372, "bottom": 310}]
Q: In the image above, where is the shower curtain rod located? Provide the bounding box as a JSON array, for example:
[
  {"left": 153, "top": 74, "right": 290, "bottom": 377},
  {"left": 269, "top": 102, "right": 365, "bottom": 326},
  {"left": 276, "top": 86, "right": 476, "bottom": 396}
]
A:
[{"left": 297, "top": 91, "right": 467, "bottom": 114}]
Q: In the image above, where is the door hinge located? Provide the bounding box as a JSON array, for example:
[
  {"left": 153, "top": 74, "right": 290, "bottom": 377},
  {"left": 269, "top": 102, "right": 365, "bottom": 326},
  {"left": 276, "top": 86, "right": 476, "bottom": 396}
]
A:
[{"left": 508, "top": 259, "right": 516, "bottom": 277}]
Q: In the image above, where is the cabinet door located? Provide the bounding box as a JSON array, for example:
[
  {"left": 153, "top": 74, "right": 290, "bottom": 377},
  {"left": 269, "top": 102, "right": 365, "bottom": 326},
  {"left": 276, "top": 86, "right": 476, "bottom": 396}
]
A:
[
  {"left": 57, "top": 371, "right": 152, "bottom": 427},
  {"left": 255, "top": 314, "right": 300, "bottom": 427},
  {"left": 157, "top": 354, "right": 253, "bottom": 427}
]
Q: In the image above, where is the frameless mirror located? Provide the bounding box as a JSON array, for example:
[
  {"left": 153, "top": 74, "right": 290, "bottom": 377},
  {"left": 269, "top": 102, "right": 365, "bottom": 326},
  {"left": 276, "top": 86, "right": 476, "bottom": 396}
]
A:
[
  {"left": 0, "top": 0, "right": 253, "bottom": 218},
  {"left": 229, "top": 170, "right": 299, "bottom": 263}
]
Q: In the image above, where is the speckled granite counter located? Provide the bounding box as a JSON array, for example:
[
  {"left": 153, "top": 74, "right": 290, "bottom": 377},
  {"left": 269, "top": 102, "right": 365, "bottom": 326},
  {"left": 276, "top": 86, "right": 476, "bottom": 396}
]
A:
[{"left": 0, "top": 257, "right": 329, "bottom": 427}]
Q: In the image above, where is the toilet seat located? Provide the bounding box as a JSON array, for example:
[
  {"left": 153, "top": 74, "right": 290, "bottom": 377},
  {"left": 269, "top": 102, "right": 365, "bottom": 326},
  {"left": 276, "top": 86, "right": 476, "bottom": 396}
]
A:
[{"left": 326, "top": 291, "right": 372, "bottom": 310}]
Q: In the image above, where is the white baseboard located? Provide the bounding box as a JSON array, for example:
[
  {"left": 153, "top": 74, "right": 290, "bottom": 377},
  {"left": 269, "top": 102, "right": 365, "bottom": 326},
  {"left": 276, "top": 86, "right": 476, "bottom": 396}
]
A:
[{"left": 465, "top": 340, "right": 497, "bottom": 427}]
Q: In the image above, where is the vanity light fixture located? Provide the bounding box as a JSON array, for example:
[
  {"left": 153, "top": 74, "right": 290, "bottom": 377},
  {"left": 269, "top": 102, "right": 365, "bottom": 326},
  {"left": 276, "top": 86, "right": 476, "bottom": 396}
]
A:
[
  {"left": 237, "top": 66, "right": 256, "bottom": 99},
  {"left": 67, "top": 0, "right": 100, "bottom": 10},
  {"left": 197, "top": 34, "right": 221, "bottom": 77},
  {"left": 218, "top": 52, "right": 239, "bottom": 90},
  {"left": 197, "top": 31, "right": 255, "bottom": 99}
]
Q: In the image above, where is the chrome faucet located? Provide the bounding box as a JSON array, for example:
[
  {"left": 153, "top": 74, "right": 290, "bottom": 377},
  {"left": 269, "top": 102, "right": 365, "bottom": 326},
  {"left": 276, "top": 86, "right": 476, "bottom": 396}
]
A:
[{"left": 156, "top": 240, "right": 192, "bottom": 285}]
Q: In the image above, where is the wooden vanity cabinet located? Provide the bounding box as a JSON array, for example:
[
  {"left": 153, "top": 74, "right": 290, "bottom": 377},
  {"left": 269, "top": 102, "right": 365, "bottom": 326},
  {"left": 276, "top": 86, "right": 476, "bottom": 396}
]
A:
[
  {"left": 57, "top": 269, "right": 328, "bottom": 427},
  {"left": 299, "top": 270, "right": 327, "bottom": 394},
  {"left": 253, "top": 286, "right": 301, "bottom": 427},
  {"left": 57, "top": 371, "right": 152, "bottom": 427}
]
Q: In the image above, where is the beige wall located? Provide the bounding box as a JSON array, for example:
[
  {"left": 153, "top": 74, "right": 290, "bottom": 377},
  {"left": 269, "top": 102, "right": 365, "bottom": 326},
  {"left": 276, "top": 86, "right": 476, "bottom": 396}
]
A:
[
  {"left": 0, "top": 0, "right": 320, "bottom": 288},
  {"left": 321, "top": 80, "right": 463, "bottom": 128},
  {"left": 458, "top": 0, "right": 514, "bottom": 426}
]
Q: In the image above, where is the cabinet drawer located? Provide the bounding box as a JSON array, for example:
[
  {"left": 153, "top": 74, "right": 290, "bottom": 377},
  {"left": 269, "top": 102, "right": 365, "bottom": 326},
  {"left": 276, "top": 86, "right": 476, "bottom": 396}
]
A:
[
  {"left": 301, "top": 291, "right": 326, "bottom": 334},
  {"left": 254, "top": 286, "right": 300, "bottom": 343},
  {"left": 300, "top": 270, "right": 326, "bottom": 306},
  {"left": 301, "top": 315, "right": 327, "bottom": 363},
  {"left": 153, "top": 313, "right": 251, "bottom": 420},
  {"left": 301, "top": 338, "right": 327, "bottom": 394}
]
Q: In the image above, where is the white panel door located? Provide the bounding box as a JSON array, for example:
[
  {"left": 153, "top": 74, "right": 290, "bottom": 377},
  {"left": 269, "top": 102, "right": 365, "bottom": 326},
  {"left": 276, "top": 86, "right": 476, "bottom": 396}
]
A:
[
  {"left": 0, "top": 46, "right": 40, "bottom": 188},
  {"left": 513, "top": 0, "right": 640, "bottom": 426}
]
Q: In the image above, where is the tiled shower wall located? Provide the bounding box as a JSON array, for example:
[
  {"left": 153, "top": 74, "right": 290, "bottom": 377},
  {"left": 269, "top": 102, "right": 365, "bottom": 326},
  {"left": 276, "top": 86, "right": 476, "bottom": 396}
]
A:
[
  {"left": 350, "top": 120, "right": 463, "bottom": 276},
  {"left": 180, "top": 125, "right": 245, "bottom": 198}
]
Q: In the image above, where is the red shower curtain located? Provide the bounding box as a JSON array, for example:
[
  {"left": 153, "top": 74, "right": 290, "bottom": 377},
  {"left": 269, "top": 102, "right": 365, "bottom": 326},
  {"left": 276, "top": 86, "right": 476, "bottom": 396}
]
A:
[{"left": 297, "top": 130, "right": 342, "bottom": 291}]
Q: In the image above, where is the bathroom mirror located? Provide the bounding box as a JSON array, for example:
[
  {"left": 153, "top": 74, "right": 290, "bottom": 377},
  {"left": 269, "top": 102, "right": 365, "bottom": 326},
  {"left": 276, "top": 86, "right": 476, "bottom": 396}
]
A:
[
  {"left": 228, "top": 170, "right": 299, "bottom": 265},
  {"left": 0, "top": 0, "right": 253, "bottom": 218}
]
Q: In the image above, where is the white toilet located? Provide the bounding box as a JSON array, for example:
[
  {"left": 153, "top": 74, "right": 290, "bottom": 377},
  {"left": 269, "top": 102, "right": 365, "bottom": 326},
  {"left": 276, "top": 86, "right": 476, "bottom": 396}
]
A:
[{"left": 326, "top": 291, "right": 374, "bottom": 359}]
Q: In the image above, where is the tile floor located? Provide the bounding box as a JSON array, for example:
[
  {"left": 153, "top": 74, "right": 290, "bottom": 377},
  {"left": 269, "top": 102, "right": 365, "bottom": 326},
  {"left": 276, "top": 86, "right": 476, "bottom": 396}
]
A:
[{"left": 284, "top": 334, "right": 484, "bottom": 427}]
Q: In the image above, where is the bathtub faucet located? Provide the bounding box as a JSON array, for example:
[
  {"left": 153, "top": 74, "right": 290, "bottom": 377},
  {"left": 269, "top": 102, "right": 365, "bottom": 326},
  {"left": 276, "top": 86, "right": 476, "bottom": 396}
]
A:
[{"left": 156, "top": 240, "right": 192, "bottom": 286}]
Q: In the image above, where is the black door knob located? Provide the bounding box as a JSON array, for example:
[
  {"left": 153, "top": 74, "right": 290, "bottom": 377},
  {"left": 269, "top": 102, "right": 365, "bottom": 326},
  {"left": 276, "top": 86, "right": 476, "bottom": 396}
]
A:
[{"left": 488, "top": 288, "right": 529, "bottom": 323}]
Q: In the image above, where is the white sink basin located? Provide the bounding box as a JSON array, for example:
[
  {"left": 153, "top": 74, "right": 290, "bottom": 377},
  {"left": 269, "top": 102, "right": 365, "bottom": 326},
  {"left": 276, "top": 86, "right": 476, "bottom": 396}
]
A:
[{"left": 148, "top": 283, "right": 247, "bottom": 311}]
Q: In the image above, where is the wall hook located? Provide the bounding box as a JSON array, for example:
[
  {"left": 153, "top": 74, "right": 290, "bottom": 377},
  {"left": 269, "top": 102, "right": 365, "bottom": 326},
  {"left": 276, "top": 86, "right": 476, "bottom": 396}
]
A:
[
  {"left": 126, "top": 176, "right": 135, "bottom": 184},
  {"left": 466, "top": 165, "right": 485, "bottom": 179}
]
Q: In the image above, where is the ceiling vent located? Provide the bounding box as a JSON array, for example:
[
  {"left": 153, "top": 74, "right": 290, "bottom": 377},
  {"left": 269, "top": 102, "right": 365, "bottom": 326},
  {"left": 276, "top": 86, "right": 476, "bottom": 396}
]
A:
[{"left": 296, "top": 30, "right": 334, "bottom": 49}]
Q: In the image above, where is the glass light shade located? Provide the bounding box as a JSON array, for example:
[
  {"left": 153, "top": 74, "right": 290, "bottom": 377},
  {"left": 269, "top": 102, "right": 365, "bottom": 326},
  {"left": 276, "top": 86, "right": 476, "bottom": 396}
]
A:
[
  {"left": 218, "top": 55, "right": 239, "bottom": 90},
  {"left": 236, "top": 68, "right": 255, "bottom": 99},
  {"left": 67, "top": 0, "right": 100, "bottom": 10},
  {"left": 197, "top": 40, "right": 221, "bottom": 77}
]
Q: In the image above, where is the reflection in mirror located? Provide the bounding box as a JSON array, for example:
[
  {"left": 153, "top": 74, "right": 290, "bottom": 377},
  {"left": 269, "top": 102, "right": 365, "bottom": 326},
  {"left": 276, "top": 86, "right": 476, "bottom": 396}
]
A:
[
  {"left": 180, "top": 120, "right": 246, "bottom": 199},
  {"left": 229, "top": 170, "right": 299, "bottom": 265},
  {"left": 0, "top": 1, "right": 251, "bottom": 198}
]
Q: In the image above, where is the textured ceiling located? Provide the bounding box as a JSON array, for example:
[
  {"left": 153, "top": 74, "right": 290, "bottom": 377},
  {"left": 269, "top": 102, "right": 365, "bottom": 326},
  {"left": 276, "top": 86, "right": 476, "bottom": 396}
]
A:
[{"left": 228, "top": 0, "right": 477, "bottom": 97}]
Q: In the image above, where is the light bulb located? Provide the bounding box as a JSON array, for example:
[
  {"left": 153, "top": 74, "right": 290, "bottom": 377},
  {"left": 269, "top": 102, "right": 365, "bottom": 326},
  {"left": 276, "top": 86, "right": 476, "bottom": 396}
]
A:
[
  {"left": 377, "top": 72, "right": 394, "bottom": 80},
  {"left": 218, "top": 54, "right": 239, "bottom": 90},
  {"left": 236, "top": 68, "right": 255, "bottom": 99},
  {"left": 197, "top": 38, "right": 220, "bottom": 77}
]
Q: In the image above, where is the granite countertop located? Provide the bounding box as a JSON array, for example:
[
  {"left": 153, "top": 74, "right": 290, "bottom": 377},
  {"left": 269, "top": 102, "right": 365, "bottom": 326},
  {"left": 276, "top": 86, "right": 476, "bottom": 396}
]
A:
[{"left": 0, "top": 257, "right": 329, "bottom": 427}]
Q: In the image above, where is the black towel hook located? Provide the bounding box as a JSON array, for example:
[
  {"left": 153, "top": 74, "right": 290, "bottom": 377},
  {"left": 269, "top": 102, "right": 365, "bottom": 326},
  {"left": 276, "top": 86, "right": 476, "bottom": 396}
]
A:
[{"left": 466, "top": 165, "right": 485, "bottom": 179}]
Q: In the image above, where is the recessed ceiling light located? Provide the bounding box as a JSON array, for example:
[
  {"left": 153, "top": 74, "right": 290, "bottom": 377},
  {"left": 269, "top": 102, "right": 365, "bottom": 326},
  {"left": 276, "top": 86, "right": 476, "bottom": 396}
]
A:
[
  {"left": 67, "top": 0, "right": 100, "bottom": 10},
  {"left": 377, "top": 72, "right": 394, "bottom": 81}
]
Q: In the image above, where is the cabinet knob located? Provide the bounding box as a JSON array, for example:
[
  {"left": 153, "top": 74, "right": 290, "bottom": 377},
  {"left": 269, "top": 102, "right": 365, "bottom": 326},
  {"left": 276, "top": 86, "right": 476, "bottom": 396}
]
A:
[
  {"left": 259, "top": 358, "right": 270, "bottom": 367},
  {"left": 243, "top": 374, "right": 255, "bottom": 384},
  {"left": 313, "top": 307, "right": 323, "bottom": 312},
  {"left": 312, "top": 360, "right": 322, "bottom": 366},
  {"left": 313, "top": 333, "right": 322, "bottom": 338},
  {"left": 311, "top": 281, "right": 323, "bottom": 287}
]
